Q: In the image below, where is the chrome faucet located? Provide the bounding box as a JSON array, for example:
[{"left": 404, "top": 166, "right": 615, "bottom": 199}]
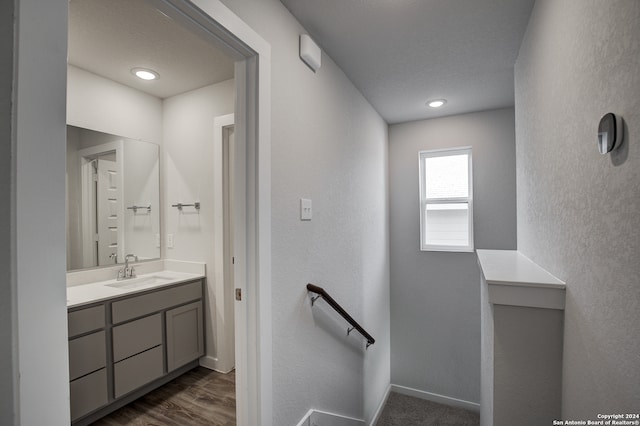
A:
[{"left": 117, "top": 254, "right": 138, "bottom": 280}]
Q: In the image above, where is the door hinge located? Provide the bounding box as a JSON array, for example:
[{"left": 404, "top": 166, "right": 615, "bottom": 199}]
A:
[{"left": 235, "top": 288, "right": 242, "bottom": 301}]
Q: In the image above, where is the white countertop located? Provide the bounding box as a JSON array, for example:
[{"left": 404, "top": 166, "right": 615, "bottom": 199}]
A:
[
  {"left": 476, "top": 250, "right": 566, "bottom": 310},
  {"left": 67, "top": 259, "right": 206, "bottom": 309},
  {"left": 67, "top": 270, "right": 204, "bottom": 309}
]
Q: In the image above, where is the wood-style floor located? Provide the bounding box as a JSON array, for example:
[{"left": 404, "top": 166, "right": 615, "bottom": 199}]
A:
[{"left": 92, "top": 367, "right": 236, "bottom": 426}]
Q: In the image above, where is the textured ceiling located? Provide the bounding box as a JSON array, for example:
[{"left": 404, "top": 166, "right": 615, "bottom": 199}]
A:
[
  {"left": 68, "top": 0, "right": 235, "bottom": 99},
  {"left": 280, "top": 0, "right": 535, "bottom": 123}
]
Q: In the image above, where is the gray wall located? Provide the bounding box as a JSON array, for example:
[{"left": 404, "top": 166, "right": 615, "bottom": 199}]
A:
[
  {"left": 13, "top": 0, "right": 71, "bottom": 424},
  {"left": 515, "top": 0, "right": 640, "bottom": 417},
  {"left": 389, "top": 108, "right": 516, "bottom": 404},
  {"left": 0, "top": 0, "right": 15, "bottom": 422},
  {"left": 220, "top": 1, "right": 390, "bottom": 424}
]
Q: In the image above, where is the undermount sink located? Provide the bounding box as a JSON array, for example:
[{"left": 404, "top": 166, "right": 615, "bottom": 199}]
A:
[{"left": 106, "top": 274, "right": 177, "bottom": 290}]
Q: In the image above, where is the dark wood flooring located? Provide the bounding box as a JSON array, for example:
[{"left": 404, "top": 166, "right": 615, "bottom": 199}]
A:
[{"left": 92, "top": 367, "right": 236, "bottom": 426}]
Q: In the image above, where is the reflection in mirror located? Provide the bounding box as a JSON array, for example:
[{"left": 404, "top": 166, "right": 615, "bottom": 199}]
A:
[{"left": 66, "top": 125, "right": 160, "bottom": 271}]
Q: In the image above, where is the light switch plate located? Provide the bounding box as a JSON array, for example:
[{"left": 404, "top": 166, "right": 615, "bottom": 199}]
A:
[
  {"left": 300, "top": 198, "right": 312, "bottom": 221},
  {"left": 167, "top": 233, "right": 174, "bottom": 248}
]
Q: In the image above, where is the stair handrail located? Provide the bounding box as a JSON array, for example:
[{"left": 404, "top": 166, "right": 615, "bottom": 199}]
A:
[{"left": 306, "top": 283, "right": 375, "bottom": 348}]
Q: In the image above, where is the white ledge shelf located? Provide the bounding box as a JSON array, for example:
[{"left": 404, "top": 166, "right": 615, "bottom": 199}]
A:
[{"left": 476, "top": 249, "right": 566, "bottom": 310}]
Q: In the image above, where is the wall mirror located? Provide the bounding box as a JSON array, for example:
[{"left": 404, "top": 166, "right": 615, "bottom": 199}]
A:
[{"left": 66, "top": 125, "right": 160, "bottom": 271}]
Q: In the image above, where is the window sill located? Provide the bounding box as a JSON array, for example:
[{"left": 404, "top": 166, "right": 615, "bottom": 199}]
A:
[{"left": 421, "top": 246, "right": 475, "bottom": 253}]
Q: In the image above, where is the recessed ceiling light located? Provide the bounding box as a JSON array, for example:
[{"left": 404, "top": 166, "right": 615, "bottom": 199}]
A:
[
  {"left": 131, "top": 68, "right": 159, "bottom": 81},
  {"left": 427, "top": 99, "right": 447, "bottom": 108}
]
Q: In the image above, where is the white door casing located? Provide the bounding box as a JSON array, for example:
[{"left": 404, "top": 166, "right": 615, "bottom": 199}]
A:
[
  {"left": 202, "top": 113, "right": 235, "bottom": 375},
  {"left": 224, "top": 124, "right": 236, "bottom": 370}
]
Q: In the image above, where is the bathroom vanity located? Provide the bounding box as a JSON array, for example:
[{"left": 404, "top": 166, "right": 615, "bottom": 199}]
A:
[{"left": 67, "top": 268, "right": 205, "bottom": 425}]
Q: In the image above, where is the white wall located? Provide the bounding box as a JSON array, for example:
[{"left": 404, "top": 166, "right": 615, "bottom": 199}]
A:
[
  {"left": 162, "top": 79, "right": 235, "bottom": 372},
  {"left": 219, "top": 1, "right": 390, "bottom": 424},
  {"left": 67, "top": 69, "right": 164, "bottom": 269},
  {"left": 13, "top": 0, "right": 70, "bottom": 424},
  {"left": 122, "top": 139, "right": 160, "bottom": 260},
  {"left": 515, "top": 0, "right": 640, "bottom": 417},
  {"left": 67, "top": 65, "right": 163, "bottom": 144},
  {"left": 0, "top": 0, "right": 16, "bottom": 421},
  {"left": 389, "top": 108, "right": 517, "bottom": 405}
]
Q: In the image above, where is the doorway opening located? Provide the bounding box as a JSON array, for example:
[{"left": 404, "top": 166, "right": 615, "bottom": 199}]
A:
[
  {"left": 201, "top": 113, "right": 237, "bottom": 374},
  {"left": 65, "top": 0, "right": 271, "bottom": 424}
]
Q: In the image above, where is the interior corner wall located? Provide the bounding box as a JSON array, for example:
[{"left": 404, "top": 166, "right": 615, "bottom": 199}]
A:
[
  {"left": 389, "top": 108, "right": 517, "bottom": 405},
  {"left": 0, "top": 0, "right": 15, "bottom": 422},
  {"left": 218, "top": 1, "right": 390, "bottom": 424},
  {"left": 515, "top": 0, "right": 640, "bottom": 417},
  {"left": 161, "top": 79, "right": 235, "bottom": 372}
]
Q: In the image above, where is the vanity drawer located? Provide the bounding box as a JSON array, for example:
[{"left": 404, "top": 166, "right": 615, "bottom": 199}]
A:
[
  {"left": 112, "top": 313, "right": 162, "bottom": 362},
  {"left": 111, "top": 280, "right": 202, "bottom": 324},
  {"left": 70, "top": 368, "right": 108, "bottom": 421},
  {"left": 68, "top": 305, "right": 105, "bottom": 338},
  {"left": 69, "top": 331, "right": 106, "bottom": 381},
  {"left": 114, "top": 345, "right": 163, "bottom": 398}
]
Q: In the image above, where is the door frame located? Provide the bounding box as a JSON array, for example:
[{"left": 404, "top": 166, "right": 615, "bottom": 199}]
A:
[
  {"left": 202, "top": 113, "right": 236, "bottom": 374},
  {"left": 151, "top": 1, "right": 273, "bottom": 424}
]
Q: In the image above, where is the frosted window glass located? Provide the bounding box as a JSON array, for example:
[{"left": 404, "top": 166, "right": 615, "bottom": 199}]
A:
[{"left": 424, "top": 154, "right": 468, "bottom": 199}]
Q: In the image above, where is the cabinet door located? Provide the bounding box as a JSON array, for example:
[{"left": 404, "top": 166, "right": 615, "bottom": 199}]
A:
[{"left": 166, "top": 301, "right": 204, "bottom": 372}]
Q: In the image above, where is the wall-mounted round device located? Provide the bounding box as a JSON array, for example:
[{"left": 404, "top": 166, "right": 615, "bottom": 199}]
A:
[{"left": 597, "top": 112, "right": 623, "bottom": 154}]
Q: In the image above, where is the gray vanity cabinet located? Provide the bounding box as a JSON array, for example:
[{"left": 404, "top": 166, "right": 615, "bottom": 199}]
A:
[
  {"left": 67, "top": 305, "right": 108, "bottom": 421},
  {"left": 68, "top": 279, "right": 205, "bottom": 425}
]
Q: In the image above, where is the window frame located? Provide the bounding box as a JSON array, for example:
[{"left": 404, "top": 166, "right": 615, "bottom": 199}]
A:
[{"left": 418, "top": 146, "right": 474, "bottom": 252}]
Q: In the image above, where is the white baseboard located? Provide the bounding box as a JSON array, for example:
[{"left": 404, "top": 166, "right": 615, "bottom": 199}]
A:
[
  {"left": 292, "top": 385, "right": 477, "bottom": 426},
  {"left": 199, "top": 355, "right": 234, "bottom": 374},
  {"left": 296, "top": 409, "right": 364, "bottom": 426},
  {"left": 296, "top": 410, "right": 313, "bottom": 426},
  {"left": 390, "top": 384, "right": 480, "bottom": 413},
  {"left": 368, "top": 385, "right": 391, "bottom": 426}
]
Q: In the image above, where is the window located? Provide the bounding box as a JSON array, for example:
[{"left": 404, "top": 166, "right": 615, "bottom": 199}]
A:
[{"left": 419, "top": 147, "right": 473, "bottom": 251}]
